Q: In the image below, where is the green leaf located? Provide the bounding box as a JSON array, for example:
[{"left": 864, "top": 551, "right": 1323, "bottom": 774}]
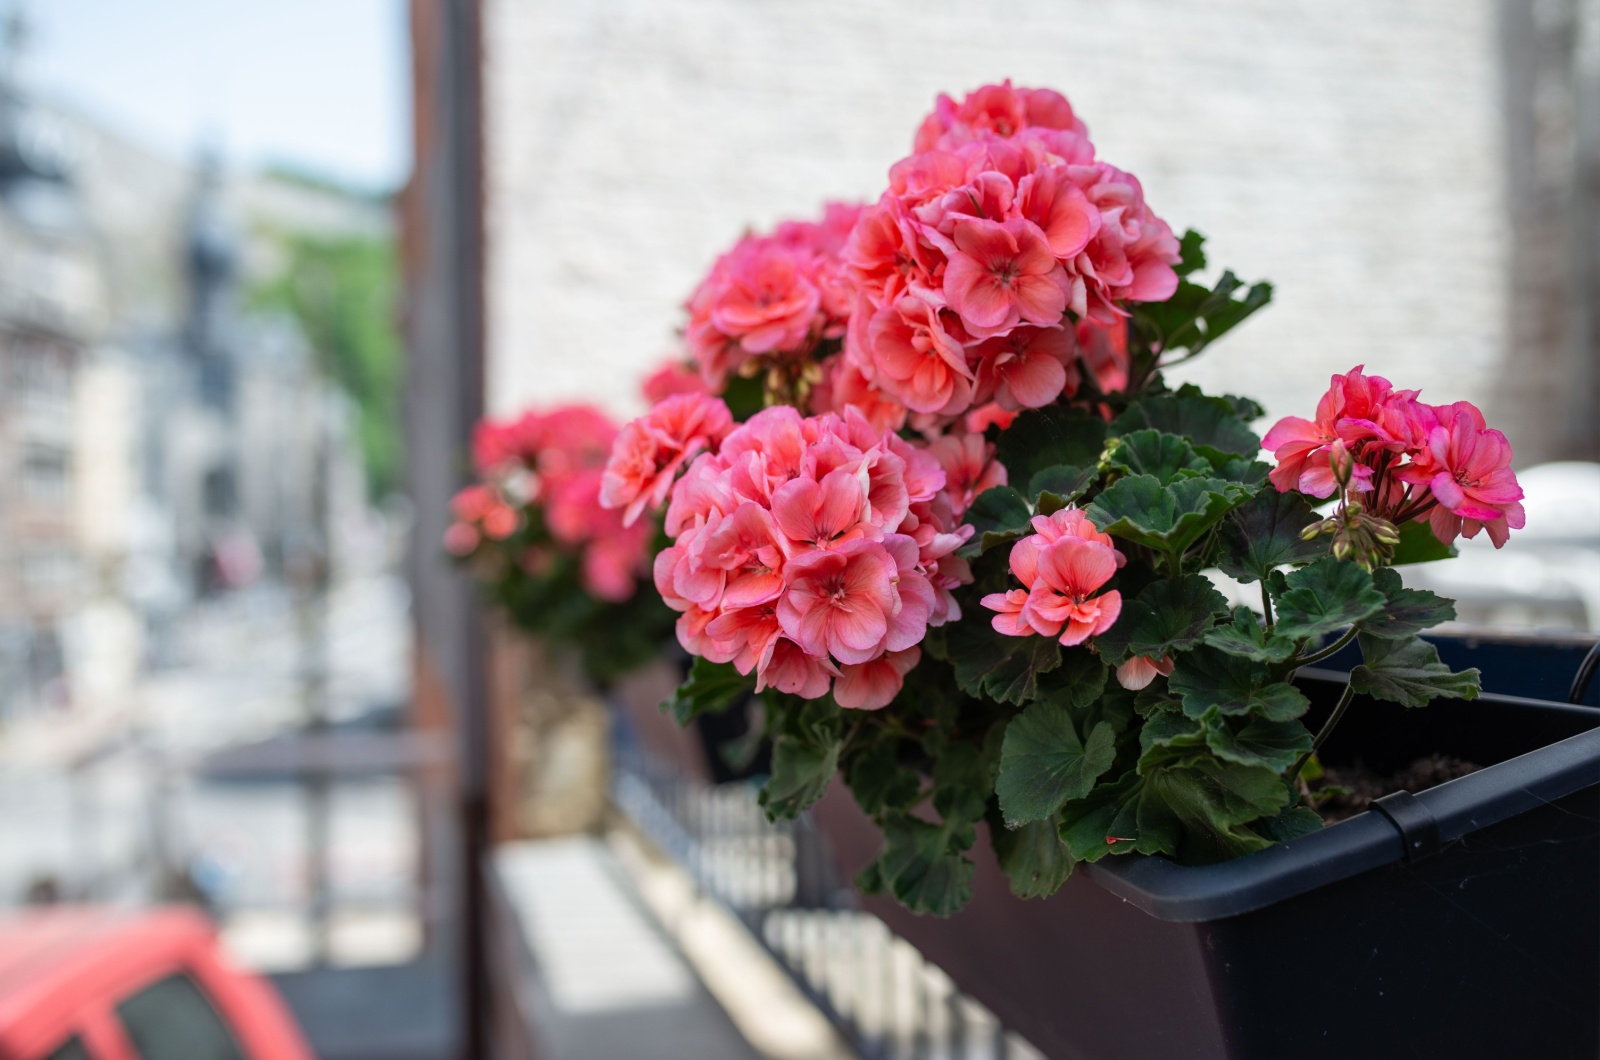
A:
[
  {"left": 665, "top": 657, "right": 755, "bottom": 726},
  {"left": 1058, "top": 772, "right": 1179, "bottom": 862},
  {"left": 846, "top": 739, "right": 921, "bottom": 816},
  {"left": 1146, "top": 756, "right": 1287, "bottom": 862},
  {"left": 1061, "top": 756, "right": 1287, "bottom": 865},
  {"left": 1217, "top": 393, "right": 1266, "bottom": 422},
  {"left": 1174, "top": 228, "right": 1207, "bottom": 277},
  {"left": 996, "top": 405, "right": 1108, "bottom": 490},
  {"left": 1204, "top": 716, "right": 1313, "bottom": 772},
  {"left": 1261, "top": 805, "right": 1325, "bottom": 843},
  {"left": 1356, "top": 568, "right": 1457, "bottom": 640},
  {"left": 1106, "top": 429, "right": 1212, "bottom": 484},
  {"left": 1216, "top": 490, "right": 1327, "bottom": 584},
  {"left": 961, "top": 485, "right": 1034, "bottom": 557},
  {"left": 1029, "top": 465, "right": 1095, "bottom": 513},
  {"left": 1136, "top": 709, "right": 1208, "bottom": 773},
  {"left": 760, "top": 733, "right": 840, "bottom": 819},
  {"left": 1084, "top": 474, "right": 1249, "bottom": 556},
  {"left": 1112, "top": 390, "right": 1261, "bottom": 462},
  {"left": 1349, "top": 633, "right": 1481, "bottom": 708},
  {"left": 1272, "top": 558, "right": 1387, "bottom": 642},
  {"left": 876, "top": 816, "right": 976, "bottom": 917},
  {"left": 1094, "top": 574, "right": 1230, "bottom": 665},
  {"left": 1390, "top": 519, "right": 1458, "bottom": 566},
  {"left": 947, "top": 620, "right": 1063, "bottom": 705},
  {"left": 932, "top": 729, "right": 1003, "bottom": 825},
  {"left": 1033, "top": 648, "right": 1111, "bottom": 711},
  {"left": 1168, "top": 646, "right": 1310, "bottom": 720},
  {"left": 992, "top": 817, "right": 1076, "bottom": 899},
  {"left": 1207, "top": 455, "right": 1272, "bottom": 485},
  {"left": 759, "top": 696, "right": 842, "bottom": 819},
  {"left": 1204, "top": 607, "right": 1299, "bottom": 663},
  {"left": 1130, "top": 273, "right": 1274, "bottom": 360},
  {"left": 996, "top": 703, "right": 1117, "bottom": 826}
]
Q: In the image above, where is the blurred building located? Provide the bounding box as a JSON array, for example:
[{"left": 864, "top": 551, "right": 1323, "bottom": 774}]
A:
[
  {"left": 0, "top": 17, "right": 390, "bottom": 716},
  {"left": 0, "top": 31, "right": 107, "bottom": 710}
]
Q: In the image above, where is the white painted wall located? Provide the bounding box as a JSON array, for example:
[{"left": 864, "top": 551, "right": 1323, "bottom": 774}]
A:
[{"left": 483, "top": 0, "right": 1505, "bottom": 430}]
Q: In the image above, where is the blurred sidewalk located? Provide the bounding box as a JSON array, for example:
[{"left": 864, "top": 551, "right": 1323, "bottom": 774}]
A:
[{"left": 493, "top": 834, "right": 853, "bottom": 1060}]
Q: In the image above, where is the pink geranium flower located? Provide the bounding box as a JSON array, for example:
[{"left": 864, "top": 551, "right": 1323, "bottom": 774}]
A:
[
  {"left": 925, "top": 434, "right": 1008, "bottom": 517},
  {"left": 942, "top": 217, "right": 1070, "bottom": 337},
  {"left": 601, "top": 393, "right": 733, "bottom": 526},
  {"left": 859, "top": 295, "right": 974, "bottom": 416},
  {"left": 1265, "top": 368, "right": 1525, "bottom": 551},
  {"left": 982, "top": 509, "right": 1125, "bottom": 646},
  {"left": 1022, "top": 537, "right": 1124, "bottom": 645},
  {"left": 835, "top": 648, "right": 922, "bottom": 710},
  {"left": 972, "top": 325, "right": 1078, "bottom": 410},
  {"left": 776, "top": 538, "right": 899, "bottom": 666}
]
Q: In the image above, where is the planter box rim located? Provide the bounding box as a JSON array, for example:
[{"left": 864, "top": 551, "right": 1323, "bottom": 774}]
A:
[{"left": 1086, "top": 681, "right": 1600, "bottom": 922}]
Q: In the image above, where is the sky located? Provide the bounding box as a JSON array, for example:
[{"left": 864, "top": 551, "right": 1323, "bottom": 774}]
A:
[{"left": 22, "top": 0, "right": 408, "bottom": 191}]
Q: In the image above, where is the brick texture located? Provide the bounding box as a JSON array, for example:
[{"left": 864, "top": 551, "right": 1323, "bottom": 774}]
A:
[{"left": 483, "top": 0, "right": 1505, "bottom": 433}]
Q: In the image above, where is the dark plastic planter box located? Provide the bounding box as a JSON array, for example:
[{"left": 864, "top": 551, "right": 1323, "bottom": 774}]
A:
[{"left": 812, "top": 665, "right": 1600, "bottom": 1060}]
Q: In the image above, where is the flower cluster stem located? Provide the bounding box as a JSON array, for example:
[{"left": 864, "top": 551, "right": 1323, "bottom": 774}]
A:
[
  {"left": 1296, "top": 626, "right": 1360, "bottom": 669},
  {"left": 1287, "top": 680, "right": 1356, "bottom": 787}
]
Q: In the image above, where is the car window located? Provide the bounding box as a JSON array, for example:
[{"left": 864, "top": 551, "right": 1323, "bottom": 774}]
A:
[
  {"left": 114, "top": 974, "right": 245, "bottom": 1060},
  {"left": 46, "top": 1037, "right": 90, "bottom": 1060}
]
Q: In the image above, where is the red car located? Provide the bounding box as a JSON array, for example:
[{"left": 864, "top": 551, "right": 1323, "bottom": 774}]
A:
[{"left": 0, "top": 907, "right": 312, "bottom": 1060}]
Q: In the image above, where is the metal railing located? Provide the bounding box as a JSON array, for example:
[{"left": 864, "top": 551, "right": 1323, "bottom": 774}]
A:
[{"left": 611, "top": 729, "right": 1044, "bottom": 1060}]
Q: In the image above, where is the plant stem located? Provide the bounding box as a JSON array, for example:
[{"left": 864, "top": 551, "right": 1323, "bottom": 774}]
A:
[
  {"left": 1296, "top": 626, "right": 1360, "bottom": 668},
  {"left": 1287, "top": 679, "right": 1356, "bottom": 786},
  {"left": 1260, "top": 581, "right": 1275, "bottom": 629}
]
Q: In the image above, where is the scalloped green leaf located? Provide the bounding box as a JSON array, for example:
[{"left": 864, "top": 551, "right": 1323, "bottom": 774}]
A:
[
  {"left": 1106, "top": 429, "right": 1212, "bottom": 484},
  {"left": 1204, "top": 607, "right": 1299, "bottom": 663},
  {"left": 947, "top": 619, "right": 1063, "bottom": 705},
  {"left": 666, "top": 657, "right": 755, "bottom": 726},
  {"left": 1130, "top": 271, "right": 1274, "bottom": 361},
  {"left": 876, "top": 816, "right": 976, "bottom": 917},
  {"left": 996, "top": 405, "right": 1108, "bottom": 489},
  {"left": 846, "top": 739, "right": 922, "bottom": 816},
  {"left": 997, "top": 703, "right": 1117, "bottom": 826},
  {"left": 1356, "top": 568, "right": 1457, "bottom": 640},
  {"left": 1058, "top": 771, "right": 1178, "bottom": 862},
  {"left": 1216, "top": 489, "right": 1327, "bottom": 584},
  {"left": 1168, "top": 646, "right": 1310, "bottom": 720},
  {"left": 1273, "top": 558, "right": 1387, "bottom": 642},
  {"left": 1261, "top": 804, "right": 1325, "bottom": 843},
  {"left": 1029, "top": 465, "right": 1095, "bottom": 513},
  {"left": 992, "top": 817, "right": 1076, "bottom": 899},
  {"left": 760, "top": 733, "right": 840, "bottom": 820},
  {"left": 1112, "top": 390, "right": 1261, "bottom": 461},
  {"left": 1204, "top": 716, "right": 1313, "bottom": 772},
  {"left": 1147, "top": 756, "right": 1287, "bottom": 862},
  {"left": 1084, "top": 474, "right": 1249, "bottom": 556},
  {"left": 960, "top": 485, "right": 1033, "bottom": 558},
  {"left": 1350, "top": 633, "right": 1481, "bottom": 708},
  {"left": 1094, "top": 574, "right": 1230, "bottom": 665}
]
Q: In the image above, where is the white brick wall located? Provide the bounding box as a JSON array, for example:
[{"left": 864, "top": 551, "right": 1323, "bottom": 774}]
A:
[{"left": 483, "top": 0, "right": 1505, "bottom": 431}]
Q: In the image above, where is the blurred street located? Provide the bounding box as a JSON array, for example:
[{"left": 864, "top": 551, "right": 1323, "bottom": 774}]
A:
[{"left": 0, "top": 572, "right": 423, "bottom": 971}]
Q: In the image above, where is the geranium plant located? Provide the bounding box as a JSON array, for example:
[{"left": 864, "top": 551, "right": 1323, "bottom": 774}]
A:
[
  {"left": 600, "top": 82, "right": 1523, "bottom": 915},
  {"left": 447, "top": 402, "right": 675, "bottom": 683}
]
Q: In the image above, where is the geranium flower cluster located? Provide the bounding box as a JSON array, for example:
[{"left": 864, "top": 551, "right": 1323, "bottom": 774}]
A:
[
  {"left": 446, "top": 404, "right": 653, "bottom": 602},
  {"left": 1263, "top": 366, "right": 1526, "bottom": 547},
  {"left": 840, "top": 80, "right": 1180, "bottom": 421},
  {"left": 686, "top": 202, "right": 863, "bottom": 390},
  {"left": 604, "top": 400, "right": 993, "bottom": 710},
  {"left": 981, "top": 509, "right": 1126, "bottom": 646}
]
